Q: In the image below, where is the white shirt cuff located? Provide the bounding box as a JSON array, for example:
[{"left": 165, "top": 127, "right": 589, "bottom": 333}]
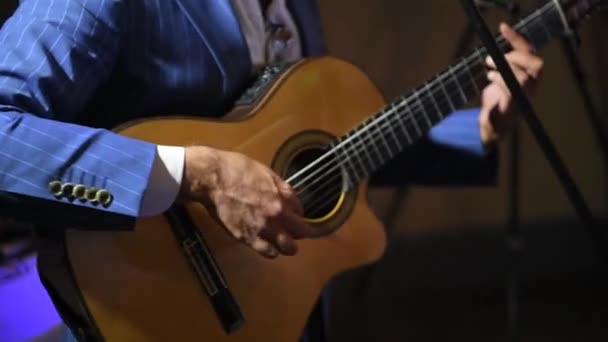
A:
[{"left": 140, "top": 145, "right": 185, "bottom": 217}]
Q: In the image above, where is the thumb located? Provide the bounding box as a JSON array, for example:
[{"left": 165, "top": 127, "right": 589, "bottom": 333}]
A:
[{"left": 274, "top": 176, "right": 304, "bottom": 216}]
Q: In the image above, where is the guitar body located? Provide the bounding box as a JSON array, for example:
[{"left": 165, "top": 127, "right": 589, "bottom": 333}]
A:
[
  {"left": 65, "top": 57, "right": 388, "bottom": 341},
  {"left": 60, "top": 0, "right": 607, "bottom": 338}
]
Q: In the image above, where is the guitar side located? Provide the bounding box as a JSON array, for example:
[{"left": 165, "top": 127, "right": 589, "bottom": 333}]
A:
[{"left": 65, "top": 56, "right": 388, "bottom": 342}]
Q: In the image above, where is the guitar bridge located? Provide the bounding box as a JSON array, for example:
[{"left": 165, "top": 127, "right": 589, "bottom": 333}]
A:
[{"left": 165, "top": 205, "right": 244, "bottom": 335}]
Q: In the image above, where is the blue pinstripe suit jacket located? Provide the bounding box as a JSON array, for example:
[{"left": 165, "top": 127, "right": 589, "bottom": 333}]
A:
[{"left": 0, "top": 0, "right": 495, "bottom": 228}]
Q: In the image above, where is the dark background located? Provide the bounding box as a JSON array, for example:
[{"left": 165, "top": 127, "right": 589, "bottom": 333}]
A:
[{"left": 1, "top": 0, "right": 607, "bottom": 341}]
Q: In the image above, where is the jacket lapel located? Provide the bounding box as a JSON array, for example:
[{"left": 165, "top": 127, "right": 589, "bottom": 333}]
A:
[
  {"left": 174, "top": 0, "right": 327, "bottom": 63},
  {"left": 287, "top": 0, "right": 327, "bottom": 57},
  {"left": 172, "top": 0, "right": 252, "bottom": 95}
]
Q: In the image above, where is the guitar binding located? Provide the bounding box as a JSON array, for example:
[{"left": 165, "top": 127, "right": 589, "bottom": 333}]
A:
[{"left": 234, "top": 61, "right": 295, "bottom": 106}]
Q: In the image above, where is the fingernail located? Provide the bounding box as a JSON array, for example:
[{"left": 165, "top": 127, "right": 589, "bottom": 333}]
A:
[
  {"left": 269, "top": 248, "right": 279, "bottom": 258},
  {"left": 278, "top": 234, "right": 297, "bottom": 255}
]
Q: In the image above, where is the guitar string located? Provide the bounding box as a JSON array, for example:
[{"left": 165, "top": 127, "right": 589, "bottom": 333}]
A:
[
  {"left": 304, "top": 0, "right": 600, "bottom": 218},
  {"left": 290, "top": 0, "right": 556, "bottom": 191},
  {"left": 292, "top": 5, "right": 558, "bottom": 216},
  {"left": 291, "top": 10, "right": 554, "bottom": 204},
  {"left": 288, "top": 3, "right": 553, "bottom": 198},
  {"left": 298, "top": 10, "right": 554, "bottom": 217},
  {"left": 302, "top": 72, "right": 481, "bottom": 217},
  {"left": 303, "top": 0, "right": 597, "bottom": 218},
  {"left": 300, "top": 17, "right": 552, "bottom": 218},
  {"left": 299, "top": 19, "right": 560, "bottom": 218},
  {"left": 287, "top": 0, "right": 556, "bottom": 196}
]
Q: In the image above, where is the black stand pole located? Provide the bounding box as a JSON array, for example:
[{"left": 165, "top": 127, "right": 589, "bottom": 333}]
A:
[
  {"left": 560, "top": 32, "right": 608, "bottom": 180},
  {"left": 459, "top": 0, "right": 608, "bottom": 262},
  {"left": 454, "top": 5, "right": 524, "bottom": 336},
  {"left": 499, "top": 5, "right": 522, "bottom": 341},
  {"left": 506, "top": 115, "right": 522, "bottom": 341},
  {"left": 455, "top": 2, "right": 524, "bottom": 339},
  {"left": 458, "top": 5, "right": 608, "bottom": 340},
  {"left": 459, "top": 3, "right": 608, "bottom": 340},
  {"left": 454, "top": 1, "right": 520, "bottom": 58},
  {"left": 494, "top": 4, "right": 523, "bottom": 339}
]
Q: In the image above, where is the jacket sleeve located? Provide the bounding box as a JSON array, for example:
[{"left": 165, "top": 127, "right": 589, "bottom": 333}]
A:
[
  {"left": 370, "top": 108, "right": 498, "bottom": 187},
  {"left": 0, "top": 0, "right": 157, "bottom": 229}
]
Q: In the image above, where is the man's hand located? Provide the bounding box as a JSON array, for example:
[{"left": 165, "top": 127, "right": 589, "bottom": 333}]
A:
[
  {"left": 479, "top": 22, "right": 544, "bottom": 145},
  {"left": 179, "top": 145, "right": 314, "bottom": 259}
]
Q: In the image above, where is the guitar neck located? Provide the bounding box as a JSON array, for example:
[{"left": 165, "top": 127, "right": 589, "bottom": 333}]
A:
[{"left": 330, "top": 0, "right": 567, "bottom": 186}]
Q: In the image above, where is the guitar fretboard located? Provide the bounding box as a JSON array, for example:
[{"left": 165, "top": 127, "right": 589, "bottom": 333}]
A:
[{"left": 328, "top": 0, "right": 565, "bottom": 187}]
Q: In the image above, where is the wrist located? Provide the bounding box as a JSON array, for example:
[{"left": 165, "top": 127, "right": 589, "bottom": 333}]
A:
[{"left": 180, "top": 145, "right": 220, "bottom": 202}]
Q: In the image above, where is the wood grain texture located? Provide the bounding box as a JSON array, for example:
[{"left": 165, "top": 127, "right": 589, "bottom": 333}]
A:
[{"left": 65, "top": 56, "right": 388, "bottom": 342}]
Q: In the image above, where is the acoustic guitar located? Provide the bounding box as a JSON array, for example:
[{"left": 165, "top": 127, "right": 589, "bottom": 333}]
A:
[{"left": 65, "top": 1, "right": 605, "bottom": 340}]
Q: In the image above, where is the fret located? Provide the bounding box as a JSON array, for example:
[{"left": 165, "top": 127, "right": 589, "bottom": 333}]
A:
[
  {"left": 341, "top": 132, "right": 369, "bottom": 178},
  {"left": 325, "top": 0, "right": 574, "bottom": 186},
  {"left": 455, "top": 61, "right": 477, "bottom": 98},
  {"left": 357, "top": 135, "right": 376, "bottom": 177},
  {"left": 405, "top": 101, "right": 423, "bottom": 137},
  {"left": 463, "top": 56, "right": 480, "bottom": 95},
  {"left": 424, "top": 81, "right": 444, "bottom": 122},
  {"left": 448, "top": 66, "right": 468, "bottom": 104},
  {"left": 518, "top": 23, "right": 534, "bottom": 45},
  {"left": 395, "top": 101, "right": 414, "bottom": 144},
  {"left": 359, "top": 119, "right": 382, "bottom": 171},
  {"left": 438, "top": 74, "right": 456, "bottom": 112},
  {"left": 413, "top": 90, "right": 433, "bottom": 129},
  {"left": 516, "top": 6, "right": 552, "bottom": 49},
  {"left": 350, "top": 142, "right": 370, "bottom": 177},
  {"left": 475, "top": 48, "right": 488, "bottom": 91},
  {"left": 519, "top": 22, "right": 539, "bottom": 46},
  {"left": 539, "top": 3, "right": 564, "bottom": 39},
  {"left": 332, "top": 142, "right": 358, "bottom": 185},
  {"left": 378, "top": 116, "right": 401, "bottom": 158},
  {"left": 341, "top": 157, "right": 357, "bottom": 187},
  {"left": 550, "top": 0, "right": 571, "bottom": 32},
  {"left": 388, "top": 123, "right": 403, "bottom": 151},
  {"left": 535, "top": 10, "right": 553, "bottom": 44},
  {"left": 432, "top": 76, "right": 456, "bottom": 116},
  {"left": 384, "top": 107, "right": 404, "bottom": 151},
  {"left": 365, "top": 117, "right": 386, "bottom": 165},
  {"left": 371, "top": 116, "right": 395, "bottom": 161}
]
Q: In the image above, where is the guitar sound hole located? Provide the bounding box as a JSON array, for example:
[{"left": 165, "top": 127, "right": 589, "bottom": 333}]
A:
[{"left": 284, "top": 147, "right": 346, "bottom": 221}]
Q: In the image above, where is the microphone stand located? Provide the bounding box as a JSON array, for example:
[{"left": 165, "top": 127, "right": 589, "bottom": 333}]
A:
[
  {"left": 454, "top": 2, "right": 523, "bottom": 338},
  {"left": 560, "top": 32, "right": 608, "bottom": 188},
  {"left": 495, "top": 4, "right": 522, "bottom": 341},
  {"left": 491, "top": 4, "right": 523, "bottom": 340},
  {"left": 453, "top": 1, "right": 519, "bottom": 68},
  {"left": 458, "top": 2, "right": 608, "bottom": 342}
]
